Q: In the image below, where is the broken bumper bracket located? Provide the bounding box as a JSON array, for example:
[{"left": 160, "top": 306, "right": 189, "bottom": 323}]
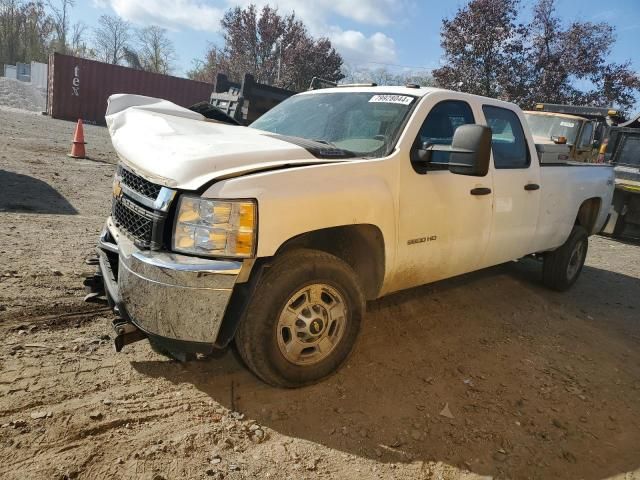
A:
[{"left": 112, "top": 319, "right": 147, "bottom": 352}]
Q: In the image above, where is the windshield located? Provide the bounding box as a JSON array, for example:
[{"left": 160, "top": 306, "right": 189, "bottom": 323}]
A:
[
  {"left": 250, "top": 92, "right": 416, "bottom": 157},
  {"left": 524, "top": 113, "right": 581, "bottom": 145}
]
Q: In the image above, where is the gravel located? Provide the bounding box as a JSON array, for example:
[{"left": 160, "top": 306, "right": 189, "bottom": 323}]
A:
[
  {"left": 0, "top": 107, "right": 639, "bottom": 480},
  {"left": 0, "top": 77, "right": 46, "bottom": 112}
]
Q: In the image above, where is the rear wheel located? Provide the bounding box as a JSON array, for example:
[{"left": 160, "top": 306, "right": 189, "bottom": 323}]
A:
[
  {"left": 542, "top": 225, "right": 588, "bottom": 291},
  {"left": 235, "top": 249, "right": 365, "bottom": 388}
]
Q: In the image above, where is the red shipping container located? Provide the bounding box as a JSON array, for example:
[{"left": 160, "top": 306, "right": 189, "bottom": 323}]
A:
[{"left": 47, "top": 53, "right": 214, "bottom": 125}]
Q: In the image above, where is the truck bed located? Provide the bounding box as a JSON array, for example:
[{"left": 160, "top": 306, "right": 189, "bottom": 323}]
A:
[
  {"left": 531, "top": 162, "right": 614, "bottom": 252},
  {"left": 541, "top": 161, "right": 612, "bottom": 167},
  {"left": 535, "top": 142, "right": 609, "bottom": 166}
]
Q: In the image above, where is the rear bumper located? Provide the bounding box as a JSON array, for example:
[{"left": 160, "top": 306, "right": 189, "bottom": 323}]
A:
[{"left": 98, "top": 217, "right": 242, "bottom": 345}]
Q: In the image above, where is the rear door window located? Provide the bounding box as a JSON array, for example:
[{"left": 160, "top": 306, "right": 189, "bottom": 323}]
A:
[{"left": 482, "top": 105, "right": 530, "bottom": 169}]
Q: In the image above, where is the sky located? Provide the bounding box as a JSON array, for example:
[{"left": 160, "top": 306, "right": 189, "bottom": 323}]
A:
[{"left": 75, "top": 0, "right": 640, "bottom": 106}]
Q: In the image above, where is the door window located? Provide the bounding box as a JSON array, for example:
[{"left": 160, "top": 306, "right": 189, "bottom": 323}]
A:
[
  {"left": 482, "top": 105, "right": 529, "bottom": 169},
  {"left": 578, "top": 122, "right": 594, "bottom": 148},
  {"left": 415, "top": 100, "right": 475, "bottom": 171}
]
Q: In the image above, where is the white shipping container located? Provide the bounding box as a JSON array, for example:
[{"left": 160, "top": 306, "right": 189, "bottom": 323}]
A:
[
  {"left": 30, "top": 62, "right": 48, "bottom": 90},
  {"left": 3, "top": 64, "right": 17, "bottom": 80}
]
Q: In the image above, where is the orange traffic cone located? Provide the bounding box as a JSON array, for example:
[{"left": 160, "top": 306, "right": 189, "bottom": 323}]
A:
[{"left": 68, "top": 119, "right": 87, "bottom": 159}]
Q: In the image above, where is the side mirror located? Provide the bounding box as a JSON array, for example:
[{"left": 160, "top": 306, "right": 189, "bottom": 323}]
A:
[
  {"left": 412, "top": 124, "right": 492, "bottom": 177},
  {"left": 448, "top": 124, "right": 492, "bottom": 177},
  {"left": 414, "top": 142, "right": 432, "bottom": 163}
]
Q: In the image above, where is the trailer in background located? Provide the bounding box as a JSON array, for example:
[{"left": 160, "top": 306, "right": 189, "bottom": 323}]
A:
[
  {"left": 525, "top": 103, "right": 621, "bottom": 163},
  {"left": 601, "top": 118, "right": 640, "bottom": 238},
  {"left": 2, "top": 61, "right": 47, "bottom": 88},
  {"left": 209, "top": 73, "right": 296, "bottom": 125},
  {"left": 47, "top": 53, "right": 214, "bottom": 124},
  {"left": 522, "top": 102, "right": 640, "bottom": 238}
]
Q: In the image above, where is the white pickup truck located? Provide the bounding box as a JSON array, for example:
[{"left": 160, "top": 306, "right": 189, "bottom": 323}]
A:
[{"left": 93, "top": 86, "right": 615, "bottom": 387}]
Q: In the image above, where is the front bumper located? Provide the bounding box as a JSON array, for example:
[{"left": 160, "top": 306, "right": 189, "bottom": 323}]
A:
[{"left": 98, "top": 217, "right": 243, "bottom": 345}]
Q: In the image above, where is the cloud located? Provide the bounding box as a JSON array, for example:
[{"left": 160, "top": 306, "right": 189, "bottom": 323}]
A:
[
  {"left": 329, "top": 29, "right": 396, "bottom": 64},
  {"left": 97, "top": 0, "right": 400, "bottom": 65},
  {"left": 326, "top": 0, "right": 402, "bottom": 26},
  {"left": 108, "top": 0, "right": 224, "bottom": 32},
  {"left": 230, "top": 0, "right": 400, "bottom": 63},
  {"left": 231, "top": 0, "right": 404, "bottom": 27}
]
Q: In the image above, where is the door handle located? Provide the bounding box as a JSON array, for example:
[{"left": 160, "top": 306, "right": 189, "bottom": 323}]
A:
[
  {"left": 524, "top": 183, "right": 540, "bottom": 191},
  {"left": 470, "top": 187, "right": 492, "bottom": 196}
]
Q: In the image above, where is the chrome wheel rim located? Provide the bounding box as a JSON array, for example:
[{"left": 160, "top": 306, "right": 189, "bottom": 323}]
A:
[
  {"left": 276, "top": 283, "right": 347, "bottom": 366},
  {"left": 567, "top": 239, "right": 586, "bottom": 280}
]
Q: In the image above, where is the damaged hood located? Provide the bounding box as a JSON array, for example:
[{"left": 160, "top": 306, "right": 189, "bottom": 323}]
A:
[{"left": 105, "top": 94, "right": 345, "bottom": 190}]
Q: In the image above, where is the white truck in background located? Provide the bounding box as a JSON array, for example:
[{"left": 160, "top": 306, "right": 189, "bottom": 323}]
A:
[
  {"left": 522, "top": 103, "right": 640, "bottom": 238},
  {"left": 90, "top": 86, "right": 615, "bottom": 387}
]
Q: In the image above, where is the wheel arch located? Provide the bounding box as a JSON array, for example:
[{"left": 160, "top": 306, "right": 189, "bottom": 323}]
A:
[
  {"left": 215, "top": 224, "right": 385, "bottom": 349},
  {"left": 575, "top": 197, "right": 603, "bottom": 235},
  {"left": 275, "top": 224, "right": 386, "bottom": 301}
]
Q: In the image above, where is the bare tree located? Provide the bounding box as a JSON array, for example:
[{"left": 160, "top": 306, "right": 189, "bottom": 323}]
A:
[
  {"left": 47, "top": 0, "right": 73, "bottom": 54},
  {"left": 341, "top": 64, "right": 435, "bottom": 87},
  {"left": 433, "top": 0, "right": 524, "bottom": 99},
  {"left": 93, "top": 14, "right": 130, "bottom": 65},
  {"left": 68, "top": 20, "right": 92, "bottom": 57},
  {"left": 137, "top": 25, "right": 174, "bottom": 74},
  {"left": 0, "top": 0, "right": 54, "bottom": 65},
  {"left": 189, "top": 5, "right": 343, "bottom": 91},
  {"left": 123, "top": 46, "right": 143, "bottom": 70},
  {"left": 433, "top": 0, "right": 639, "bottom": 112},
  {"left": 70, "top": 21, "right": 84, "bottom": 49}
]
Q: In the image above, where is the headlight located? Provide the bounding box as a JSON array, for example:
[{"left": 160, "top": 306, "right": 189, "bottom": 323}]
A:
[{"left": 172, "top": 196, "right": 257, "bottom": 258}]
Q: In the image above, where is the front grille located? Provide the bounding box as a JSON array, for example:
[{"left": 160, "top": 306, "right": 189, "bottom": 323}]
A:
[
  {"left": 118, "top": 165, "right": 163, "bottom": 200},
  {"left": 112, "top": 165, "right": 170, "bottom": 249},
  {"left": 112, "top": 196, "right": 155, "bottom": 247}
]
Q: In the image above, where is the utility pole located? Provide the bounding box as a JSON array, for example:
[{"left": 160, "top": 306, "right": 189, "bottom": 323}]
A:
[{"left": 277, "top": 39, "right": 282, "bottom": 83}]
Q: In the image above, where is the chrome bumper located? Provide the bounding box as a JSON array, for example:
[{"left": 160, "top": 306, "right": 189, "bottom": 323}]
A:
[{"left": 98, "top": 218, "right": 243, "bottom": 344}]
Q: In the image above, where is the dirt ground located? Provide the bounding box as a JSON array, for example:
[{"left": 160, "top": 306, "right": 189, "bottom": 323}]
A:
[{"left": 0, "top": 106, "right": 639, "bottom": 480}]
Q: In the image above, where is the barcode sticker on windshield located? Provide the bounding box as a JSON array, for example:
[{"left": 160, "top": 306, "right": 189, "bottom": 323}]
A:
[
  {"left": 560, "top": 121, "right": 575, "bottom": 127},
  {"left": 369, "top": 94, "right": 414, "bottom": 105}
]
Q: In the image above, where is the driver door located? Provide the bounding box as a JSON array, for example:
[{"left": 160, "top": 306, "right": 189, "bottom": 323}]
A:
[{"left": 392, "top": 94, "right": 494, "bottom": 292}]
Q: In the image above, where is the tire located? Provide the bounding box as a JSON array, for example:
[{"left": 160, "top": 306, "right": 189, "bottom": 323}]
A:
[
  {"left": 235, "top": 249, "right": 365, "bottom": 388},
  {"left": 542, "top": 225, "right": 588, "bottom": 291}
]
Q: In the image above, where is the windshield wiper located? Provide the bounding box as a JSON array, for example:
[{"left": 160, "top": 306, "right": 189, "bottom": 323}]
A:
[
  {"left": 311, "top": 138, "right": 337, "bottom": 147},
  {"left": 270, "top": 134, "right": 357, "bottom": 158},
  {"left": 309, "top": 138, "right": 357, "bottom": 157}
]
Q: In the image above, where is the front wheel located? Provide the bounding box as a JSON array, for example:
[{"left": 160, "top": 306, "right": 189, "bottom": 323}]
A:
[
  {"left": 542, "top": 225, "right": 588, "bottom": 291},
  {"left": 235, "top": 249, "right": 365, "bottom": 388}
]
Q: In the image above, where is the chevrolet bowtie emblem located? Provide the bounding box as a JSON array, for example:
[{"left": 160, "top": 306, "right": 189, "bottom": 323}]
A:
[{"left": 113, "top": 179, "right": 122, "bottom": 198}]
